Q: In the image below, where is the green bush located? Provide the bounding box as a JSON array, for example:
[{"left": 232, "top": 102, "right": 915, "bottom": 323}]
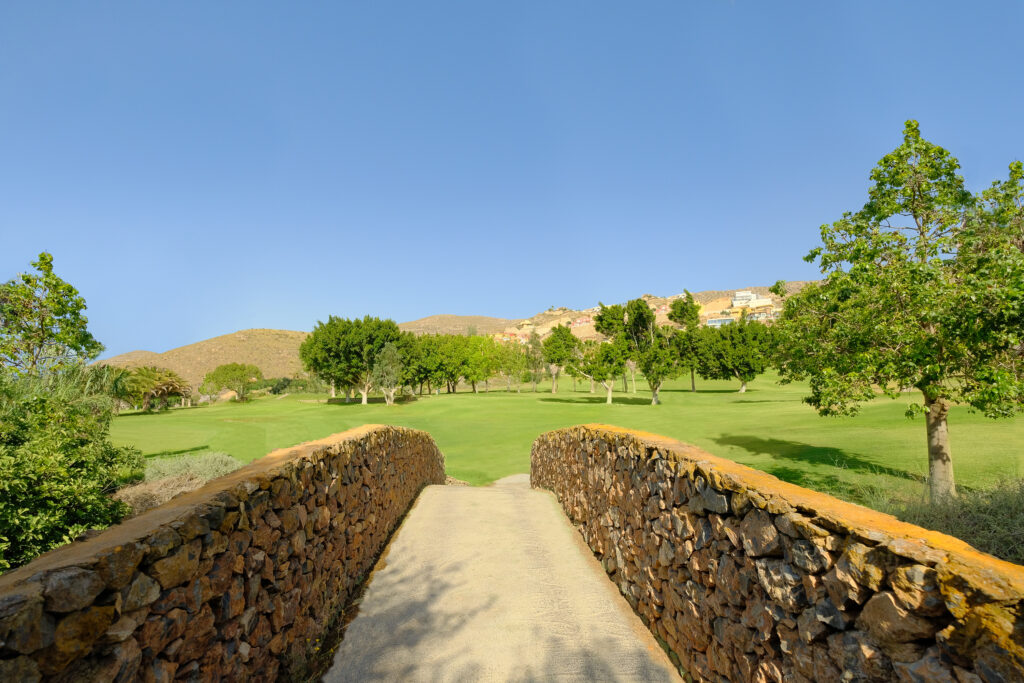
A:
[
  {"left": 0, "top": 367, "right": 142, "bottom": 572},
  {"left": 144, "top": 451, "right": 242, "bottom": 481}
]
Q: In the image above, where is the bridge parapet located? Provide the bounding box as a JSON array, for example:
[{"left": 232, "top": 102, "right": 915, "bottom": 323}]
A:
[
  {"left": 531, "top": 424, "right": 1024, "bottom": 682},
  {"left": 0, "top": 424, "right": 445, "bottom": 681}
]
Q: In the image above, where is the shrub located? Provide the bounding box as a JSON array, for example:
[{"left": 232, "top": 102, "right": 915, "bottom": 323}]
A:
[
  {"left": 144, "top": 451, "right": 242, "bottom": 481},
  {"left": 114, "top": 451, "right": 244, "bottom": 516},
  {"left": 0, "top": 367, "right": 142, "bottom": 572}
]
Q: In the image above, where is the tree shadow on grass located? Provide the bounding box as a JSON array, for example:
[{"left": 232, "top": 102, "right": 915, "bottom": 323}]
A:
[
  {"left": 660, "top": 388, "right": 746, "bottom": 394},
  {"left": 712, "top": 434, "right": 924, "bottom": 485},
  {"left": 539, "top": 396, "right": 654, "bottom": 406},
  {"left": 143, "top": 446, "right": 210, "bottom": 459}
]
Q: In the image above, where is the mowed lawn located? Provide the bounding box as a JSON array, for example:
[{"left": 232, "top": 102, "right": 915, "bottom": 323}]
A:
[{"left": 110, "top": 372, "right": 1024, "bottom": 504}]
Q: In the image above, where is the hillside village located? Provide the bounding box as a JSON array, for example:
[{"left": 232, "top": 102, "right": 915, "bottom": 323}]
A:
[{"left": 100, "top": 283, "right": 810, "bottom": 387}]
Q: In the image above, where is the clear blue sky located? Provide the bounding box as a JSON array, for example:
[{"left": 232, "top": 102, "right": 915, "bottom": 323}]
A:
[{"left": 2, "top": 2, "right": 1022, "bottom": 358}]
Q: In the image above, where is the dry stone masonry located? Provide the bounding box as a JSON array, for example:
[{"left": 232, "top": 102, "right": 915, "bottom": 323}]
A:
[
  {"left": 0, "top": 425, "right": 445, "bottom": 682},
  {"left": 531, "top": 424, "right": 1024, "bottom": 682}
]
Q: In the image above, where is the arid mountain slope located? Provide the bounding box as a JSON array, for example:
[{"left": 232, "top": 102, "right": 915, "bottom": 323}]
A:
[
  {"left": 100, "top": 329, "right": 309, "bottom": 388},
  {"left": 398, "top": 315, "right": 522, "bottom": 336}
]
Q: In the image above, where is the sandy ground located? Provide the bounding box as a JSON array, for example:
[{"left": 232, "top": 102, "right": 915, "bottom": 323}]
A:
[{"left": 324, "top": 474, "right": 680, "bottom": 682}]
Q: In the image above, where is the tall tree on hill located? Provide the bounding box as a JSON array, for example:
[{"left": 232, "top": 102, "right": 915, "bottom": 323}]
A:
[
  {"left": 542, "top": 325, "right": 577, "bottom": 394},
  {"left": 668, "top": 290, "right": 702, "bottom": 392},
  {"left": 773, "top": 120, "right": 1024, "bottom": 502},
  {"left": 0, "top": 252, "right": 104, "bottom": 375},
  {"left": 695, "top": 318, "right": 772, "bottom": 393}
]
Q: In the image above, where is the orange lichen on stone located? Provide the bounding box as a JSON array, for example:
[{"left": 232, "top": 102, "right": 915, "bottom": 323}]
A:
[{"left": 531, "top": 423, "right": 1024, "bottom": 682}]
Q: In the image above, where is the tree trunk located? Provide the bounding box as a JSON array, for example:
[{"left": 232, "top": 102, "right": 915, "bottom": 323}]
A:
[
  {"left": 604, "top": 381, "right": 614, "bottom": 404},
  {"left": 924, "top": 394, "right": 957, "bottom": 502},
  {"left": 622, "top": 374, "right": 628, "bottom": 392},
  {"left": 739, "top": 381, "right": 747, "bottom": 393},
  {"left": 630, "top": 370, "right": 637, "bottom": 394},
  {"left": 345, "top": 387, "right": 352, "bottom": 403},
  {"left": 590, "top": 379, "right": 595, "bottom": 393},
  {"left": 359, "top": 388, "right": 369, "bottom": 405},
  {"left": 690, "top": 367, "right": 696, "bottom": 392},
  {"left": 485, "top": 379, "right": 489, "bottom": 392},
  {"left": 650, "top": 382, "right": 661, "bottom": 405},
  {"left": 472, "top": 381, "right": 478, "bottom": 393},
  {"left": 330, "top": 383, "right": 336, "bottom": 398}
]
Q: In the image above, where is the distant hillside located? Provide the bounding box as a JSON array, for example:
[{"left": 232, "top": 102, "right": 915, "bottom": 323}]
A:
[
  {"left": 100, "top": 329, "right": 309, "bottom": 388},
  {"left": 99, "top": 283, "right": 812, "bottom": 386},
  {"left": 398, "top": 315, "right": 522, "bottom": 336}
]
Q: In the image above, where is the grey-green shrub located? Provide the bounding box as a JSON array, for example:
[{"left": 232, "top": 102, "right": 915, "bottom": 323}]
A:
[{"left": 144, "top": 451, "right": 243, "bottom": 481}]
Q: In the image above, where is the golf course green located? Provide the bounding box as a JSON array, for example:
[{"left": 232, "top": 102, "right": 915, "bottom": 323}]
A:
[{"left": 110, "top": 372, "right": 1023, "bottom": 505}]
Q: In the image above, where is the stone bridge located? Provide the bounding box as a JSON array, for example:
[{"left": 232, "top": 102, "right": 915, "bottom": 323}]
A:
[{"left": 0, "top": 424, "right": 1022, "bottom": 682}]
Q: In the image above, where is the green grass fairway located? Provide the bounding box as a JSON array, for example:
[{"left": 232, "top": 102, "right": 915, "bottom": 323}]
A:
[{"left": 110, "top": 373, "right": 1024, "bottom": 504}]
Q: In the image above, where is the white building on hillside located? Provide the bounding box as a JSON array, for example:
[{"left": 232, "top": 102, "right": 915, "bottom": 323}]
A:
[{"left": 731, "top": 290, "right": 773, "bottom": 309}]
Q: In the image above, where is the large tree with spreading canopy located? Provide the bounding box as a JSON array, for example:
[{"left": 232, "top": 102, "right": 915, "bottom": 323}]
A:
[{"left": 773, "top": 121, "right": 1024, "bottom": 502}]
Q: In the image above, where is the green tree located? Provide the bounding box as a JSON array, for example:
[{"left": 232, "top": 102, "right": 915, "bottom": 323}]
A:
[
  {"left": 773, "top": 120, "right": 1024, "bottom": 502},
  {"left": 622, "top": 299, "right": 676, "bottom": 405},
  {"left": 435, "top": 334, "right": 469, "bottom": 393},
  {"left": 542, "top": 325, "right": 577, "bottom": 394},
  {"left": 371, "top": 342, "right": 404, "bottom": 405},
  {"left": 695, "top": 317, "right": 772, "bottom": 393},
  {"left": 128, "top": 366, "right": 191, "bottom": 410},
  {"left": 300, "top": 316, "right": 403, "bottom": 404},
  {"left": 525, "top": 332, "right": 545, "bottom": 392},
  {"left": 573, "top": 339, "right": 628, "bottom": 404},
  {"left": 0, "top": 365, "right": 141, "bottom": 570},
  {"left": 203, "top": 363, "right": 263, "bottom": 402},
  {"left": 497, "top": 341, "right": 526, "bottom": 392},
  {"left": 463, "top": 336, "right": 500, "bottom": 393},
  {"left": 1, "top": 253, "right": 104, "bottom": 375},
  {"left": 668, "top": 291, "right": 702, "bottom": 392},
  {"left": 300, "top": 316, "right": 355, "bottom": 400}
]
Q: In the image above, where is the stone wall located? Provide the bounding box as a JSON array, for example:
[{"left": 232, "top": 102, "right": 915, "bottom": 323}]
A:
[
  {"left": 0, "top": 424, "right": 445, "bottom": 682},
  {"left": 531, "top": 424, "right": 1024, "bottom": 682}
]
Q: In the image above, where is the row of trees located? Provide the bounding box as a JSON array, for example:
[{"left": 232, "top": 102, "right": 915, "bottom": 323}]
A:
[
  {"left": 300, "top": 304, "right": 776, "bottom": 410},
  {"left": 540, "top": 295, "right": 773, "bottom": 405},
  {"left": 299, "top": 316, "right": 552, "bottom": 404}
]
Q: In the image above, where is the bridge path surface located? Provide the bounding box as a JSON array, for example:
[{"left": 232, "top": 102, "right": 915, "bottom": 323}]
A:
[{"left": 324, "top": 474, "right": 680, "bottom": 682}]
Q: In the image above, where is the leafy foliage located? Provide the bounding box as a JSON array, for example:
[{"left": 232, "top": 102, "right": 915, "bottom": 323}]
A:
[
  {"left": 695, "top": 318, "right": 773, "bottom": 392},
  {"left": 773, "top": 120, "right": 1024, "bottom": 500},
  {"left": 0, "top": 252, "right": 104, "bottom": 375},
  {"left": 542, "top": 325, "right": 577, "bottom": 393},
  {"left": 371, "top": 342, "right": 404, "bottom": 405},
  {"left": 203, "top": 363, "right": 263, "bottom": 402},
  {"left": 0, "top": 366, "right": 142, "bottom": 570},
  {"left": 128, "top": 366, "right": 191, "bottom": 410}
]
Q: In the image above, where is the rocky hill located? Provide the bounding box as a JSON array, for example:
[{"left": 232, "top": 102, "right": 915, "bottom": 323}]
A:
[
  {"left": 100, "top": 329, "right": 309, "bottom": 389},
  {"left": 398, "top": 315, "right": 522, "bottom": 336}
]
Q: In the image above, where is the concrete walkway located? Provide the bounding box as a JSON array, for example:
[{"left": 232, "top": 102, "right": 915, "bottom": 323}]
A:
[{"left": 324, "top": 475, "right": 680, "bottom": 682}]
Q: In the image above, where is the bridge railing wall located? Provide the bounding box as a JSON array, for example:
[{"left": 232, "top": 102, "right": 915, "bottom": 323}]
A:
[
  {"left": 531, "top": 424, "right": 1024, "bottom": 683},
  {"left": 0, "top": 424, "right": 445, "bottom": 682}
]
